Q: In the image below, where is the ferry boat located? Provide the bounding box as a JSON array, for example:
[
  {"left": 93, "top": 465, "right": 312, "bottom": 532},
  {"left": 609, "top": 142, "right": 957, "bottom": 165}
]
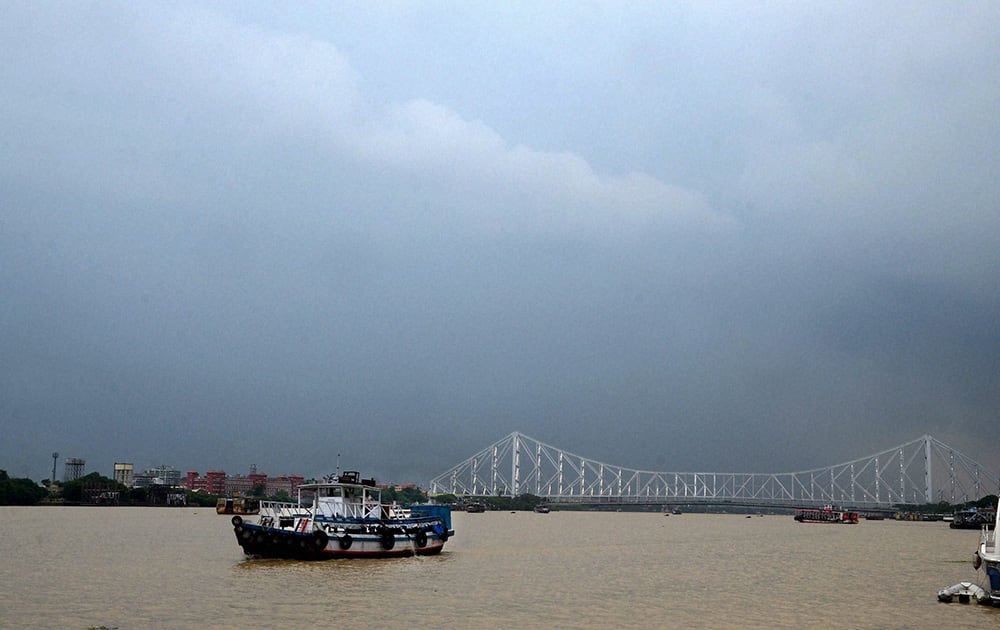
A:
[
  {"left": 230, "top": 471, "right": 453, "bottom": 559},
  {"left": 793, "top": 505, "right": 859, "bottom": 524},
  {"left": 976, "top": 502, "right": 1000, "bottom": 605}
]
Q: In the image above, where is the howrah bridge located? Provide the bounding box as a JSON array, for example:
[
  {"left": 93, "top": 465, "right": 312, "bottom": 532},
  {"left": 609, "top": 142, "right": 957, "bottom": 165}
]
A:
[{"left": 429, "top": 432, "right": 999, "bottom": 510}]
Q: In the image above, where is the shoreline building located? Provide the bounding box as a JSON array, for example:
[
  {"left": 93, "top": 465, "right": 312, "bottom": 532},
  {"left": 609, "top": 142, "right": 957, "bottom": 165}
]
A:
[
  {"left": 183, "top": 469, "right": 304, "bottom": 498},
  {"left": 64, "top": 458, "right": 85, "bottom": 482},
  {"left": 113, "top": 463, "right": 134, "bottom": 488},
  {"left": 133, "top": 465, "right": 181, "bottom": 488}
]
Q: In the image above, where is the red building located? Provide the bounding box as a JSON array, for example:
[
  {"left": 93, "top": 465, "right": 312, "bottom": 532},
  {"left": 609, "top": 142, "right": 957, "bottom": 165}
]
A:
[
  {"left": 205, "top": 470, "right": 226, "bottom": 496},
  {"left": 179, "top": 469, "right": 304, "bottom": 498}
]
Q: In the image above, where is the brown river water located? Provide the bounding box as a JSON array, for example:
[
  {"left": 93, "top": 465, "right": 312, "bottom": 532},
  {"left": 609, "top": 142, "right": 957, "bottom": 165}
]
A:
[{"left": 1, "top": 507, "right": 997, "bottom": 629}]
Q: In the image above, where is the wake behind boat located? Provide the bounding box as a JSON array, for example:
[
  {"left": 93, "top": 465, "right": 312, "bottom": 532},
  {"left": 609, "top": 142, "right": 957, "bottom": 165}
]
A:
[{"left": 231, "top": 471, "right": 453, "bottom": 559}]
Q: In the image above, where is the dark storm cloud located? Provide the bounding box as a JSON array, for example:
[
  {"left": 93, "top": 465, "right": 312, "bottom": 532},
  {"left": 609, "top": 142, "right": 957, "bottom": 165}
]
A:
[{"left": 2, "top": 2, "right": 999, "bottom": 483}]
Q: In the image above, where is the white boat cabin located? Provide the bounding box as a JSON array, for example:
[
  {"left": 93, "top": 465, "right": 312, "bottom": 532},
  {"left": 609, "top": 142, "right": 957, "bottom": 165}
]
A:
[
  {"left": 308, "top": 480, "right": 382, "bottom": 520},
  {"left": 297, "top": 471, "right": 409, "bottom": 521}
]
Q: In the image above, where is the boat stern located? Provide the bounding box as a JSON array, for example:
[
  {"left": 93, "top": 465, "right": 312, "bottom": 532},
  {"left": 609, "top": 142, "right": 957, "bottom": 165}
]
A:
[{"left": 976, "top": 503, "right": 1000, "bottom": 605}]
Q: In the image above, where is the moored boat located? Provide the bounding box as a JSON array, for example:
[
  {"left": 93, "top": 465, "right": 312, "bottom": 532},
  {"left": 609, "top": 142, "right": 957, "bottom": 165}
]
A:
[
  {"left": 216, "top": 497, "right": 260, "bottom": 515},
  {"left": 793, "top": 505, "right": 859, "bottom": 524},
  {"left": 975, "top": 502, "right": 1000, "bottom": 605},
  {"left": 950, "top": 507, "right": 996, "bottom": 529},
  {"left": 231, "top": 471, "right": 453, "bottom": 559}
]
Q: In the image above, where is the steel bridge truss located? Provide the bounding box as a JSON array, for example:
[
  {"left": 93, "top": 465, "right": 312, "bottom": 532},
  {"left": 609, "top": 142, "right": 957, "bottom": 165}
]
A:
[{"left": 429, "top": 432, "right": 999, "bottom": 507}]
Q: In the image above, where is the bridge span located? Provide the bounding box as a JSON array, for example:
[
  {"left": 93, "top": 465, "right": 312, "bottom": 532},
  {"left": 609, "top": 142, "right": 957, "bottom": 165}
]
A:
[{"left": 429, "top": 432, "right": 998, "bottom": 508}]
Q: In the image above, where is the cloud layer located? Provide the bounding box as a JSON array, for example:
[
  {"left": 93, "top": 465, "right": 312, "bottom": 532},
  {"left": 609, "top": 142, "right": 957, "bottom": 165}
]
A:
[{"left": 2, "top": 2, "right": 999, "bottom": 482}]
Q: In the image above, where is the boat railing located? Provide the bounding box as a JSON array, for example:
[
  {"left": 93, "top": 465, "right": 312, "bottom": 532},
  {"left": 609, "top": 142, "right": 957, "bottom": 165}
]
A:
[
  {"left": 984, "top": 523, "right": 997, "bottom": 553},
  {"left": 259, "top": 500, "right": 304, "bottom": 520},
  {"left": 313, "top": 499, "right": 382, "bottom": 520}
]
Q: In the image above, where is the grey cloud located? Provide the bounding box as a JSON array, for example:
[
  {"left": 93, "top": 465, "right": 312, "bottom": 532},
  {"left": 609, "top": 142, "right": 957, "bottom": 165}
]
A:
[{"left": 2, "top": 2, "right": 999, "bottom": 483}]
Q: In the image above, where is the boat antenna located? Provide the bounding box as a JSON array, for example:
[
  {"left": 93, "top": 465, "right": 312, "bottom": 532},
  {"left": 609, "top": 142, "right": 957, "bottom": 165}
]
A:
[{"left": 336, "top": 452, "right": 340, "bottom": 476}]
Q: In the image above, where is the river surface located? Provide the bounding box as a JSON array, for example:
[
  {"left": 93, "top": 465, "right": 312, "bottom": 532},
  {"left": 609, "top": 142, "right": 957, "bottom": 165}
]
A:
[{"left": 1, "top": 507, "right": 996, "bottom": 629}]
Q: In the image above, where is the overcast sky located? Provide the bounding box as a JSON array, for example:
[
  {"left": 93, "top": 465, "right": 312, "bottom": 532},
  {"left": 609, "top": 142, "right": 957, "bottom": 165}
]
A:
[{"left": 2, "top": 1, "right": 998, "bottom": 485}]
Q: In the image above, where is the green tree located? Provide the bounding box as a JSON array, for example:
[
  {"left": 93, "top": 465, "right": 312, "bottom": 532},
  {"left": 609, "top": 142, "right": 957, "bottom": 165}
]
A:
[
  {"left": 381, "top": 486, "right": 429, "bottom": 505},
  {"left": 183, "top": 489, "right": 219, "bottom": 507},
  {"left": 484, "top": 493, "right": 544, "bottom": 511},
  {"left": 270, "top": 490, "right": 291, "bottom": 502},
  {"left": 429, "top": 493, "right": 458, "bottom": 505},
  {"left": 61, "top": 472, "right": 120, "bottom": 503},
  {"left": 0, "top": 470, "right": 48, "bottom": 505},
  {"left": 127, "top": 487, "right": 149, "bottom": 504}
]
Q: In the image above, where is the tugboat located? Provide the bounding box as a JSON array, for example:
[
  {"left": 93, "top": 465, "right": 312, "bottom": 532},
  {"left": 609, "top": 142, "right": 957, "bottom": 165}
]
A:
[{"left": 231, "top": 471, "right": 453, "bottom": 559}]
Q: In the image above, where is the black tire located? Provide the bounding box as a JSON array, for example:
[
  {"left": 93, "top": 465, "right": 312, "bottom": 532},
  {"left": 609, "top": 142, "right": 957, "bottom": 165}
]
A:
[
  {"left": 231, "top": 515, "right": 243, "bottom": 527},
  {"left": 414, "top": 530, "right": 428, "bottom": 547},
  {"left": 439, "top": 530, "right": 449, "bottom": 543},
  {"left": 339, "top": 534, "right": 353, "bottom": 550},
  {"left": 380, "top": 530, "right": 395, "bottom": 550},
  {"left": 314, "top": 530, "right": 329, "bottom": 549}
]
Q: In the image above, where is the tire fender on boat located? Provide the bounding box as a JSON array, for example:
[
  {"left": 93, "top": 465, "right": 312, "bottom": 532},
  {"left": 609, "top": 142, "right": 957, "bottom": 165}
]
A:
[
  {"left": 974, "top": 551, "right": 982, "bottom": 570},
  {"left": 339, "top": 534, "right": 353, "bottom": 550},
  {"left": 380, "top": 528, "right": 395, "bottom": 550},
  {"left": 314, "top": 530, "right": 329, "bottom": 550},
  {"left": 231, "top": 515, "right": 243, "bottom": 527},
  {"left": 414, "top": 530, "right": 428, "bottom": 548}
]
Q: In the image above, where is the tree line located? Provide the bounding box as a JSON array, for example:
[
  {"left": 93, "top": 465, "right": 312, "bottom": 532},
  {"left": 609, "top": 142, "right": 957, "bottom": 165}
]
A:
[{"left": 0, "top": 469, "right": 463, "bottom": 507}]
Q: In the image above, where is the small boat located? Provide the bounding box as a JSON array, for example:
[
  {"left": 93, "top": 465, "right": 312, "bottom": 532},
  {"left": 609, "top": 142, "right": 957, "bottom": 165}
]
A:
[
  {"left": 937, "top": 582, "right": 988, "bottom": 604},
  {"left": 793, "top": 505, "right": 859, "bottom": 524},
  {"left": 533, "top": 504, "right": 550, "bottom": 513},
  {"left": 216, "top": 497, "right": 260, "bottom": 515},
  {"left": 465, "top": 501, "right": 486, "bottom": 513},
  {"left": 975, "top": 502, "right": 1000, "bottom": 605},
  {"left": 231, "top": 471, "right": 453, "bottom": 559}
]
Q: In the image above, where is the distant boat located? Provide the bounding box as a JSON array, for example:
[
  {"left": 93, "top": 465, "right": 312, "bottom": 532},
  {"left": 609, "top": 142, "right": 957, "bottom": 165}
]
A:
[
  {"left": 950, "top": 508, "right": 996, "bottom": 529},
  {"left": 465, "top": 501, "right": 486, "bottom": 513},
  {"left": 533, "top": 504, "right": 550, "bottom": 513},
  {"left": 216, "top": 497, "right": 260, "bottom": 515},
  {"left": 793, "top": 505, "right": 859, "bottom": 524},
  {"left": 231, "top": 471, "right": 453, "bottom": 559}
]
